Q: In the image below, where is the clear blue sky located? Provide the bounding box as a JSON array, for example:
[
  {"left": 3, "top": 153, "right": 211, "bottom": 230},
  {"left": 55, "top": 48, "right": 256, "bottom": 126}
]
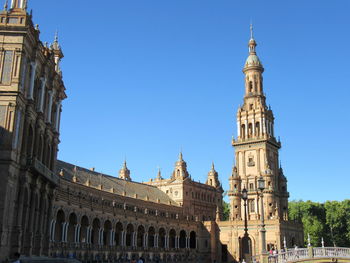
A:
[{"left": 29, "top": 0, "right": 349, "bottom": 202}]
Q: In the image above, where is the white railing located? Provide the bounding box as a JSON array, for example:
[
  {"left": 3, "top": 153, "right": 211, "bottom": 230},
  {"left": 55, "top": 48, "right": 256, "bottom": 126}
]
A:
[
  {"left": 313, "top": 247, "right": 350, "bottom": 258},
  {"left": 269, "top": 247, "right": 350, "bottom": 263}
]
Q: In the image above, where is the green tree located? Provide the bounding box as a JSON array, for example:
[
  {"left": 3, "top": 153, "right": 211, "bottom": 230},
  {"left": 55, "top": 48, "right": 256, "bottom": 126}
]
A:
[
  {"left": 289, "top": 199, "right": 350, "bottom": 247},
  {"left": 324, "top": 200, "right": 350, "bottom": 247},
  {"left": 222, "top": 201, "right": 230, "bottom": 221}
]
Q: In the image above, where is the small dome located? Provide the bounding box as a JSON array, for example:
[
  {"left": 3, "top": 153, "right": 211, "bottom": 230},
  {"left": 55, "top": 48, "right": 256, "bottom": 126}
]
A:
[{"left": 245, "top": 54, "right": 263, "bottom": 68}]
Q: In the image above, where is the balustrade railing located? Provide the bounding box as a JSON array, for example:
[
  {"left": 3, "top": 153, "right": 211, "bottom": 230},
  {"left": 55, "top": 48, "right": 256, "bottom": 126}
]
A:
[{"left": 264, "top": 247, "right": 350, "bottom": 263}]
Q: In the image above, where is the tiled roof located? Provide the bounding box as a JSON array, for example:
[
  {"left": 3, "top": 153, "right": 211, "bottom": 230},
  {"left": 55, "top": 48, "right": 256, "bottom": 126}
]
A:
[{"left": 56, "top": 160, "right": 179, "bottom": 206}]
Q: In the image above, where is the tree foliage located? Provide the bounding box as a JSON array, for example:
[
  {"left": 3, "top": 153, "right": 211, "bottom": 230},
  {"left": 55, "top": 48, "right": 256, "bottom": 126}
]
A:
[
  {"left": 222, "top": 201, "right": 230, "bottom": 221},
  {"left": 289, "top": 200, "right": 350, "bottom": 247}
]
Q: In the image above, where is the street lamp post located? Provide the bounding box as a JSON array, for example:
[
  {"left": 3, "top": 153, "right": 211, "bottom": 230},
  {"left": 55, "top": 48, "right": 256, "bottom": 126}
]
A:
[
  {"left": 258, "top": 176, "right": 266, "bottom": 254},
  {"left": 242, "top": 188, "right": 248, "bottom": 236},
  {"left": 241, "top": 188, "right": 250, "bottom": 262}
]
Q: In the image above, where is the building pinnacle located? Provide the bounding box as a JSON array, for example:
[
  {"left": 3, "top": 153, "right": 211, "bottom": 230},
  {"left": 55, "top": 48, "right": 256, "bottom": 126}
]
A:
[{"left": 250, "top": 23, "right": 254, "bottom": 40}]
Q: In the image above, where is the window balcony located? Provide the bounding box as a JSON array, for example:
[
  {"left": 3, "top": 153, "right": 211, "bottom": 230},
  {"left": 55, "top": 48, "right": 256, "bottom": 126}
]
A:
[{"left": 27, "top": 157, "right": 59, "bottom": 185}]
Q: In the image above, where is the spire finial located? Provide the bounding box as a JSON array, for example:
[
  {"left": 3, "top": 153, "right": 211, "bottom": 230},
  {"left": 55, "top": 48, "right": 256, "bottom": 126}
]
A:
[
  {"left": 211, "top": 162, "right": 215, "bottom": 170},
  {"left": 4, "top": 0, "right": 8, "bottom": 10},
  {"left": 156, "top": 166, "right": 162, "bottom": 180},
  {"left": 54, "top": 30, "right": 59, "bottom": 43},
  {"left": 179, "top": 151, "right": 183, "bottom": 161},
  {"left": 250, "top": 23, "right": 254, "bottom": 40}
]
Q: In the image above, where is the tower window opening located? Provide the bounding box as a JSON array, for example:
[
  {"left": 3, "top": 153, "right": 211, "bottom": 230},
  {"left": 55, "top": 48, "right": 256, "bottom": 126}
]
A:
[
  {"left": 249, "top": 104, "right": 253, "bottom": 110},
  {"left": 210, "top": 179, "right": 213, "bottom": 185},
  {"left": 249, "top": 81, "right": 253, "bottom": 93},
  {"left": 249, "top": 183, "right": 254, "bottom": 190},
  {"left": 241, "top": 124, "right": 246, "bottom": 138},
  {"left": 255, "top": 122, "right": 260, "bottom": 136},
  {"left": 234, "top": 184, "right": 237, "bottom": 189},
  {"left": 248, "top": 123, "right": 252, "bottom": 137}
]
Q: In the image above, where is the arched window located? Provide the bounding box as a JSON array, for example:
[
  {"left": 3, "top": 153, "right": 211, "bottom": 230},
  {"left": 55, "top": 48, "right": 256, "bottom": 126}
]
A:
[
  {"left": 248, "top": 123, "right": 252, "bottom": 137},
  {"left": 255, "top": 122, "right": 260, "bottom": 136},
  {"left": 241, "top": 124, "right": 246, "bottom": 139}
]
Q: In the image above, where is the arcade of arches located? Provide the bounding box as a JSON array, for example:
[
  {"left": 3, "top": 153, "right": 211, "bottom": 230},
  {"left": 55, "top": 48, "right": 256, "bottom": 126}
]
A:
[{"left": 50, "top": 209, "right": 201, "bottom": 261}]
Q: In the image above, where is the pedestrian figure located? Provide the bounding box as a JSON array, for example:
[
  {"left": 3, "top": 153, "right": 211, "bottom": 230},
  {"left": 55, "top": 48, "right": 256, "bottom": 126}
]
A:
[{"left": 12, "top": 252, "right": 21, "bottom": 263}]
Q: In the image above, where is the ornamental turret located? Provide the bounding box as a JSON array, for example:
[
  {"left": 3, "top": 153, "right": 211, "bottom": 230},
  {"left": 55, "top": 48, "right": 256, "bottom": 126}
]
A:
[
  {"left": 228, "top": 166, "right": 242, "bottom": 220},
  {"left": 50, "top": 32, "right": 64, "bottom": 74},
  {"left": 119, "top": 161, "right": 131, "bottom": 181},
  {"left": 172, "top": 152, "right": 189, "bottom": 180},
  {"left": 206, "top": 163, "right": 221, "bottom": 188}
]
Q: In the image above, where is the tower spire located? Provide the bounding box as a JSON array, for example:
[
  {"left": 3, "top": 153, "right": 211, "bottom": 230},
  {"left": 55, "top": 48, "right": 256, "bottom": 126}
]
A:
[
  {"left": 250, "top": 23, "right": 254, "bottom": 40},
  {"left": 4, "top": 0, "right": 8, "bottom": 10}
]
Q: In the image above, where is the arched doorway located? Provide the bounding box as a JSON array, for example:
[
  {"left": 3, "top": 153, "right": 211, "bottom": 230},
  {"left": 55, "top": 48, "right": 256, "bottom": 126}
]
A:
[
  {"left": 103, "top": 220, "right": 112, "bottom": 246},
  {"left": 148, "top": 227, "right": 155, "bottom": 248},
  {"left": 179, "top": 230, "right": 186, "bottom": 249},
  {"left": 158, "top": 228, "right": 166, "bottom": 248},
  {"left": 67, "top": 213, "right": 77, "bottom": 243},
  {"left": 169, "top": 229, "right": 176, "bottom": 249},
  {"left": 54, "top": 210, "right": 65, "bottom": 242},
  {"left": 126, "top": 224, "right": 134, "bottom": 247},
  {"left": 80, "top": 216, "right": 89, "bottom": 243},
  {"left": 115, "top": 222, "right": 123, "bottom": 246},
  {"left": 190, "top": 231, "right": 196, "bottom": 249},
  {"left": 91, "top": 218, "right": 100, "bottom": 245},
  {"left": 137, "top": 225, "right": 145, "bottom": 248},
  {"left": 240, "top": 236, "right": 252, "bottom": 262}
]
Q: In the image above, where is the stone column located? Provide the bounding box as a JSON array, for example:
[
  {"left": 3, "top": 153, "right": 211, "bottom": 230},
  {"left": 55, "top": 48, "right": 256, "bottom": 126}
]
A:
[
  {"left": 155, "top": 234, "right": 158, "bottom": 248},
  {"left": 46, "top": 90, "right": 54, "bottom": 123},
  {"left": 262, "top": 116, "right": 266, "bottom": 135},
  {"left": 144, "top": 233, "right": 148, "bottom": 248},
  {"left": 99, "top": 228, "right": 104, "bottom": 246},
  {"left": 38, "top": 77, "right": 46, "bottom": 112},
  {"left": 74, "top": 224, "right": 79, "bottom": 243},
  {"left": 49, "top": 220, "right": 55, "bottom": 241},
  {"left": 237, "top": 121, "right": 241, "bottom": 138},
  {"left": 55, "top": 101, "right": 61, "bottom": 131},
  {"left": 28, "top": 61, "right": 37, "bottom": 100},
  {"left": 133, "top": 231, "right": 137, "bottom": 247},
  {"left": 64, "top": 222, "right": 69, "bottom": 243},
  {"left": 109, "top": 230, "right": 114, "bottom": 246},
  {"left": 252, "top": 117, "right": 256, "bottom": 136}
]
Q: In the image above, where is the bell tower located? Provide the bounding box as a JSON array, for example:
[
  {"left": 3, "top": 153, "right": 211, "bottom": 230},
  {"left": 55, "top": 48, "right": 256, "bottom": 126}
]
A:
[{"left": 231, "top": 25, "right": 289, "bottom": 221}]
